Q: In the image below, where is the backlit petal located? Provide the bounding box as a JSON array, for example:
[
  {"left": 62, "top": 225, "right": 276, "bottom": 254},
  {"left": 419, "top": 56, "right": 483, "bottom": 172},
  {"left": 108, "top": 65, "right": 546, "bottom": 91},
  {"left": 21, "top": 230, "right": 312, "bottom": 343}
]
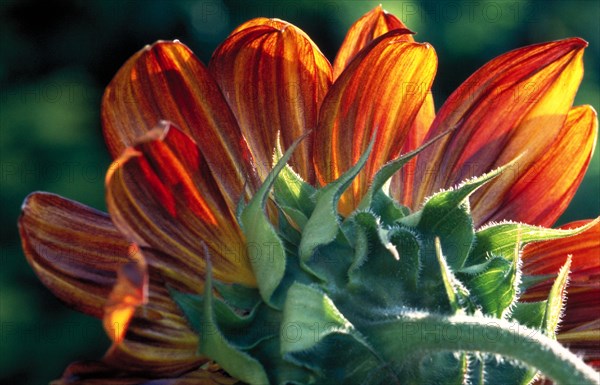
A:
[
  {"left": 411, "top": 38, "right": 587, "bottom": 219},
  {"left": 18, "top": 192, "right": 131, "bottom": 318},
  {"left": 210, "top": 18, "right": 332, "bottom": 183},
  {"left": 314, "top": 31, "right": 437, "bottom": 214},
  {"left": 477, "top": 105, "right": 598, "bottom": 227},
  {"left": 103, "top": 246, "right": 148, "bottom": 344},
  {"left": 103, "top": 279, "right": 202, "bottom": 377},
  {"left": 102, "top": 40, "right": 259, "bottom": 201},
  {"left": 105, "top": 122, "right": 256, "bottom": 287},
  {"left": 333, "top": 6, "right": 436, "bottom": 206},
  {"left": 332, "top": 5, "right": 412, "bottom": 78},
  {"left": 522, "top": 220, "right": 600, "bottom": 366}
]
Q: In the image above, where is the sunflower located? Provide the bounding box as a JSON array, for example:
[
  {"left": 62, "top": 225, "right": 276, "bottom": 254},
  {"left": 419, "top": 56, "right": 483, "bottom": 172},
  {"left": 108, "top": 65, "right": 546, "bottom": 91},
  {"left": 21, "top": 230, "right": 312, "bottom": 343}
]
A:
[{"left": 19, "top": 6, "right": 598, "bottom": 385}]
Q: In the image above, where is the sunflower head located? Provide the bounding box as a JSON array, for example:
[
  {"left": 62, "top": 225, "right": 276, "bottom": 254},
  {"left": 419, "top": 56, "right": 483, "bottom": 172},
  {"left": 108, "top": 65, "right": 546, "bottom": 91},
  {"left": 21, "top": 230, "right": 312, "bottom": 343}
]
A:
[
  {"left": 169, "top": 131, "right": 597, "bottom": 385},
  {"left": 17, "top": 5, "right": 599, "bottom": 385}
]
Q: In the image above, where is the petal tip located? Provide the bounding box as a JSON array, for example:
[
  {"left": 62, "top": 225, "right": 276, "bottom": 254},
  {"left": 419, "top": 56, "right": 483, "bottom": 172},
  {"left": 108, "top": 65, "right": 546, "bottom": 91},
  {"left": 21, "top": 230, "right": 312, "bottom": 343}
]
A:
[{"left": 560, "top": 37, "right": 588, "bottom": 50}]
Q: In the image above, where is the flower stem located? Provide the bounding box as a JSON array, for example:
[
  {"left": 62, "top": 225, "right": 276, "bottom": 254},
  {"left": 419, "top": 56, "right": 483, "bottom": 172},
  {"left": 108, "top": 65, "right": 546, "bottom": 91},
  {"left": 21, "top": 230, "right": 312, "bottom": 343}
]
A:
[{"left": 365, "top": 311, "right": 598, "bottom": 385}]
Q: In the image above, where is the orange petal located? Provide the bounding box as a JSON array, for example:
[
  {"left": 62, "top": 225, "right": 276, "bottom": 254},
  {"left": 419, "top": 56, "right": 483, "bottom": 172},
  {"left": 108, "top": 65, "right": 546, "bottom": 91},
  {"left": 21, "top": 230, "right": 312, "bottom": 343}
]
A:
[
  {"left": 209, "top": 19, "right": 332, "bottom": 183},
  {"left": 102, "top": 40, "right": 259, "bottom": 201},
  {"left": 103, "top": 280, "right": 202, "bottom": 377},
  {"left": 103, "top": 245, "right": 148, "bottom": 344},
  {"left": 105, "top": 122, "right": 256, "bottom": 287},
  {"left": 18, "top": 192, "right": 131, "bottom": 318},
  {"left": 522, "top": 220, "right": 600, "bottom": 366},
  {"left": 332, "top": 5, "right": 436, "bottom": 207},
  {"left": 522, "top": 220, "right": 600, "bottom": 312},
  {"left": 411, "top": 38, "right": 587, "bottom": 219},
  {"left": 477, "top": 105, "right": 598, "bottom": 227},
  {"left": 314, "top": 31, "right": 437, "bottom": 215},
  {"left": 332, "top": 5, "right": 413, "bottom": 78}
]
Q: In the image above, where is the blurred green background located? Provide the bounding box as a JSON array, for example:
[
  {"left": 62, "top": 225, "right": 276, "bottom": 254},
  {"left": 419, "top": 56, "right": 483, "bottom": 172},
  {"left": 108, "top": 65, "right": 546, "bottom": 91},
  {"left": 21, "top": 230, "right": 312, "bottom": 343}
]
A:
[{"left": 1, "top": 0, "right": 598, "bottom": 383}]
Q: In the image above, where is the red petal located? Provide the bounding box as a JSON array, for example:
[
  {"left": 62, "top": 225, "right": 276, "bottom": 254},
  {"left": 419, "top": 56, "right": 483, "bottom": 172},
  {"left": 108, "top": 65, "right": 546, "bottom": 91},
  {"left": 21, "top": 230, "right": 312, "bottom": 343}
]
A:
[
  {"left": 522, "top": 220, "right": 600, "bottom": 366},
  {"left": 102, "top": 40, "right": 259, "bottom": 197},
  {"left": 105, "top": 122, "right": 256, "bottom": 287},
  {"left": 477, "top": 105, "right": 598, "bottom": 227},
  {"left": 18, "top": 192, "right": 130, "bottom": 318},
  {"left": 411, "top": 38, "right": 587, "bottom": 221},
  {"left": 210, "top": 19, "right": 332, "bottom": 183},
  {"left": 332, "top": 5, "right": 413, "bottom": 78},
  {"left": 102, "top": 279, "right": 202, "bottom": 377},
  {"left": 331, "top": 6, "right": 436, "bottom": 207},
  {"left": 314, "top": 31, "right": 437, "bottom": 214}
]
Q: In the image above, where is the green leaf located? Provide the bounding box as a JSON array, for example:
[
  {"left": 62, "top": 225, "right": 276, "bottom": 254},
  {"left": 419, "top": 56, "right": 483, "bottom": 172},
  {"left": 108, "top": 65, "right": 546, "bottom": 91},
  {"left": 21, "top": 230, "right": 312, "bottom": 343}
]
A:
[
  {"left": 272, "top": 135, "right": 316, "bottom": 217},
  {"left": 298, "top": 135, "right": 375, "bottom": 278},
  {"left": 241, "top": 133, "right": 308, "bottom": 307},
  {"left": 467, "top": 219, "right": 598, "bottom": 266}
]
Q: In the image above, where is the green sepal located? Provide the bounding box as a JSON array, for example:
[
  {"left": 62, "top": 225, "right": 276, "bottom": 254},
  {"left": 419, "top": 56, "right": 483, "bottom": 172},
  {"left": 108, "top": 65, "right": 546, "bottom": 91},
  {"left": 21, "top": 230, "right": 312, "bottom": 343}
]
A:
[
  {"left": 200, "top": 271, "right": 268, "bottom": 384},
  {"left": 414, "top": 353, "right": 468, "bottom": 385},
  {"left": 519, "top": 273, "right": 556, "bottom": 293},
  {"left": 272, "top": 135, "right": 316, "bottom": 217},
  {"left": 284, "top": 333, "right": 391, "bottom": 384},
  {"left": 388, "top": 226, "right": 421, "bottom": 295},
  {"left": 369, "top": 193, "right": 410, "bottom": 225},
  {"left": 407, "top": 163, "right": 512, "bottom": 270},
  {"left": 249, "top": 337, "right": 314, "bottom": 385},
  {"left": 467, "top": 219, "right": 598, "bottom": 266},
  {"left": 357, "top": 128, "right": 452, "bottom": 214},
  {"left": 511, "top": 301, "right": 548, "bottom": 329},
  {"left": 170, "top": 286, "right": 276, "bottom": 351},
  {"left": 459, "top": 253, "right": 520, "bottom": 318},
  {"left": 434, "top": 238, "right": 463, "bottom": 313},
  {"left": 356, "top": 146, "right": 421, "bottom": 212},
  {"left": 279, "top": 205, "right": 309, "bottom": 230},
  {"left": 170, "top": 262, "right": 269, "bottom": 385},
  {"left": 345, "top": 211, "right": 409, "bottom": 308},
  {"left": 241, "top": 134, "right": 308, "bottom": 307},
  {"left": 281, "top": 283, "right": 388, "bottom": 383},
  {"left": 281, "top": 283, "right": 357, "bottom": 353},
  {"left": 544, "top": 256, "right": 571, "bottom": 336},
  {"left": 213, "top": 281, "right": 262, "bottom": 312},
  {"left": 298, "top": 136, "right": 375, "bottom": 278}
]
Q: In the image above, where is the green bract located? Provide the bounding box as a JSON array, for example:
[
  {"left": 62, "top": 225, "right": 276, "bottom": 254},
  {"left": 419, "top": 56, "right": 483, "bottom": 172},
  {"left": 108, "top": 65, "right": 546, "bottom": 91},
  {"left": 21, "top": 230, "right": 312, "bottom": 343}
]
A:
[{"left": 172, "top": 138, "right": 598, "bottom": 385}]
